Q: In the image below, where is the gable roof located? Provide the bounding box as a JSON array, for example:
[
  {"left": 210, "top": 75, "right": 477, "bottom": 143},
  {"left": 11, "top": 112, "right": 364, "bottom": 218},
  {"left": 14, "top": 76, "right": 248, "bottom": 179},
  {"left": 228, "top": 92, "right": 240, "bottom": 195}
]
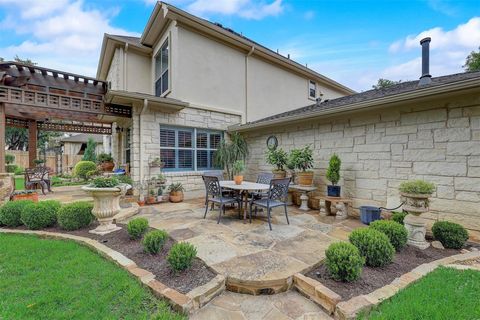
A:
[{"left": 230, "top": 71, "right": 480, "bottom": 132}]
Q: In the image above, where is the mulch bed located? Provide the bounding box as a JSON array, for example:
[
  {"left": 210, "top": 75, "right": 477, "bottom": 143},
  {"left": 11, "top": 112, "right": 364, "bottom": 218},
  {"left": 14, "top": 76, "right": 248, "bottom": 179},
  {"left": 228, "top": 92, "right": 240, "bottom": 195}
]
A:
[
  {"left": 306, "top": 245, "right": 461, "bottom": 300},
  {"left": 26, "top": 223, "right": 217, "bottom": 294}
]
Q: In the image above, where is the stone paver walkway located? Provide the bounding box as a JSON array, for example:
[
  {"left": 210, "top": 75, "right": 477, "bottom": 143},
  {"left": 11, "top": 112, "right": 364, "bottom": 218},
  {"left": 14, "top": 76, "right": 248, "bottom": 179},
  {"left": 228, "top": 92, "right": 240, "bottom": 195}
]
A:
[{"left": 190, "top": 291, "right": 333, "bottom": 320}]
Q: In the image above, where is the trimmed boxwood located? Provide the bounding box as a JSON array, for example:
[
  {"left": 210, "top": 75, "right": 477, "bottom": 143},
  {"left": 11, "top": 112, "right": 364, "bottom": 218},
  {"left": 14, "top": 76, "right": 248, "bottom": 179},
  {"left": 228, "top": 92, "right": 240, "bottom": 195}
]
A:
[
  {"left": 349, "top": 228, "right": 395, "bottom": 267},
  {"left": 325, "top": 242, "right": 364, "bottom": 282},
  {"left": 57, "top": 201, "right": 94, "bottom": 231},
  {"left": 0, "top": 200, "right": 33, "bottom": 227},
  {"left": 74, "top": 161, "right": 97, "bottom": 180},
  {"left": 143, "top": 230, "right": 169, "bottom": 254},
  {"left": 127, "top": 218, "right": 149, "bottom": 240},
  {"left": 432, "top": 221, "right": 469, "bottom": 249},
  {"left": 21, "top": 201, "right": 60, "bottom": 230},
  {"left": 370, "top": 220, "right": 408, "bottom": 251},
  {"left": 167, "top": 242, "right": 197, "bottom": 272},
  {"left": 391, "top": 211, "right": 408, "bottom": 225}
]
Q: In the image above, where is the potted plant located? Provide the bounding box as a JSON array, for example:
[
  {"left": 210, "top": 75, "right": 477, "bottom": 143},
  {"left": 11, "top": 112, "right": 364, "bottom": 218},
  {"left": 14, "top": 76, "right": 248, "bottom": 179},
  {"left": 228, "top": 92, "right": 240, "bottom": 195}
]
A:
[
  {"left": 326, "top": 154, "right": 342, "bottom": 197},
  {"left": 286, "top": 158, "right": 296, "bottom": 184},
  {"left": 232, "top": 160, "right": 245, "bottom": 185},
  {"left": 266, "top": 148, "right": 288, "bottom": 178},
  {"left": 11, "top": 190, "right": 38, "bottom": 202},
  {"left": 147, "top": 189, "right": 156, "bottom": 204},
  {"left": 399, "top": 180, "right": 436, "bottom": 249},
  {"left": 157, "top": 185, "right": 166, "bottom": 202},
  {"left": 82, "top": 177, "right": 131, "bottom": 235},
  {"left": 149, "top": 157, "right": 164, "bottom": 168},
  {"left": 34, "top": 159, "right": 45, "bottom": 167},
  {"left": 168, "top": 182, "right": 185, "bottom": 203},
  {"left": 290, "top": 146, "right": 314, "bottom": 186},
  {"left": 96, "top": 153, "right": 114, "bottom": 172}
]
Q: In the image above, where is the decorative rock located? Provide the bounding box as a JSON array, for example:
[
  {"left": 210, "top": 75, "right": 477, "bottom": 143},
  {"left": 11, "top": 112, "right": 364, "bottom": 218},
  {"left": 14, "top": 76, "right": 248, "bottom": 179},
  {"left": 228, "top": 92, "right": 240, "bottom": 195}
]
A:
[{"left": 431, "top": 241, "right": 445, "bottom": 249}]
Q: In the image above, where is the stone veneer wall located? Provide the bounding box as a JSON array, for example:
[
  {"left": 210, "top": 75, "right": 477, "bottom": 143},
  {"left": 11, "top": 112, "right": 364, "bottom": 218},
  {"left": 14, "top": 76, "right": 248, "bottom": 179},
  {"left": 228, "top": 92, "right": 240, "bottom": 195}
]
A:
[
  {"left": 243, "top": 94, "right": 480, "bottom": 235},
  {"left": 129, "top": 105, "right": 241, "bottom": 196}
]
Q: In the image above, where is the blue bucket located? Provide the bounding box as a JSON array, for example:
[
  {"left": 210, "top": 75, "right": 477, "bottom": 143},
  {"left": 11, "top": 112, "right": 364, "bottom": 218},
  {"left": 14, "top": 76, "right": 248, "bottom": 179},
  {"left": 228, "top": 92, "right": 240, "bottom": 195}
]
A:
[{"left": 360, "top": 206, "right": 381, "bottom": 225}]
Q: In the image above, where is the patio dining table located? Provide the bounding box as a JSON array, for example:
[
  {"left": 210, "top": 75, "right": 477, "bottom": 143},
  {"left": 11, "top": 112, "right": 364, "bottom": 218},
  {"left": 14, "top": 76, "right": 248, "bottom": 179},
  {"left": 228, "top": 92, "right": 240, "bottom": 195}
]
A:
[{"left": 220, "top": 180, "right": 270, "bottom": 223}]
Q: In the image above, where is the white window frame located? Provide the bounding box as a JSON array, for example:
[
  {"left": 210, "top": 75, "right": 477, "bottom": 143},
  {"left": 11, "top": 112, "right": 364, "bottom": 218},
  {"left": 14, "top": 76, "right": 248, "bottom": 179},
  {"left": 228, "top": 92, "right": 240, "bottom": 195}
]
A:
[
  {"left": 155, "top": 38, "right": 169, "bottom": 97},
  {"left": 308, "top": 80, "right": 317, "bottom": 100}
]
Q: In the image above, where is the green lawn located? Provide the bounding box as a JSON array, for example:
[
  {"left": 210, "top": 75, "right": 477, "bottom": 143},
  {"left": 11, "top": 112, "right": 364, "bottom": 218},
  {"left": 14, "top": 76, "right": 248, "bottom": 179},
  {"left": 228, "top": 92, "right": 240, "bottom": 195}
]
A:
[
  {"left": 0, "top": 233, "right": 184, "bottom": 320},
  {"left": 361, "top": 267, "right": 480, "bottom": 320}
]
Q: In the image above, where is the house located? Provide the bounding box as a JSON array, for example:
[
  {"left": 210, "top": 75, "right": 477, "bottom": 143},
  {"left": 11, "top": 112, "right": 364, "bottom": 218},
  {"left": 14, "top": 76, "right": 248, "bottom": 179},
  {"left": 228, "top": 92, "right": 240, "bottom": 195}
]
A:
[
  {"left": 60, "top": 133, "right": 105, "bottom": 156},
  {"left": 96, "top": 1, "right": 353, "bottom": 193}
]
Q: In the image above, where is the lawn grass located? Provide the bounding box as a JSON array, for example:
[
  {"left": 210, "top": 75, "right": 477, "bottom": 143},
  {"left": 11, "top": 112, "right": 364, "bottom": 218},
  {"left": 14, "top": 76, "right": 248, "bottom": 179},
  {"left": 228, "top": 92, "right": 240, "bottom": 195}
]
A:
[
  {"left": 361, "top": 267, "right": 480, "bottom": 320},
  {"left": 0, "top": 233, "right": 185, "bottom": 320}
]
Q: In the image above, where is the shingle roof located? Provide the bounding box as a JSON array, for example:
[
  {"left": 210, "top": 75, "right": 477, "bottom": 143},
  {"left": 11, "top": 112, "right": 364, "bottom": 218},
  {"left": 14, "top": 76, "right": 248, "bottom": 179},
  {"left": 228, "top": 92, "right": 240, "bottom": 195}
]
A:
[
  {"left": 107, "top": 34, "right": 146, "bottom": 48},
  {"left": 245, "top": 71, "right": 480, "bottom": 126}
]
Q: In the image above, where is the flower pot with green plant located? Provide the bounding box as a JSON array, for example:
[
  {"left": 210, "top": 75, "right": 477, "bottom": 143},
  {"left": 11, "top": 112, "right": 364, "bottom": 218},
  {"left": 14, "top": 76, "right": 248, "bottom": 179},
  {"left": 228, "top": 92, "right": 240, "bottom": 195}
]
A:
[
  {"left": 96, "top": 153, "right": 114, "bottom": 172},
  {"left": 213, "top": 132, "right": 249, "bottom": 180},
  {"left": 326, "top": 154, "right": 342, "bottom": 197},
  {"left": 157, "top": 185, "right": 166, "bottom": 202},
  {"left": 147, "top": 189, "right": 156, "bottom": 204},
  {"left": 168, "top": 182, "right": 185, "bottom": 203},
  {"left": 266, "top": 148, "right": 288, "bottom": 178},
  {"left": 232, "top": 160, "right": 245, "bottom": 185},
  {"left": 290, "top": 146, "right": 314, "bottom": 186},
  {"left": 33, "top": 159, "right": 45, "bottom": 167},
  {"left": 11, "top": 190, "right": 38, "bottom": 202}
]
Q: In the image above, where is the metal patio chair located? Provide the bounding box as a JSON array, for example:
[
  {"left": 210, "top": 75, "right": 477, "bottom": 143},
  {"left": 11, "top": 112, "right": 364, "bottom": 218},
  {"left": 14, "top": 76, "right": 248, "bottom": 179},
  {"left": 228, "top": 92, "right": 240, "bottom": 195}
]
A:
[{"left": 202, "top": 175, "right": 242, "bottom": 224}]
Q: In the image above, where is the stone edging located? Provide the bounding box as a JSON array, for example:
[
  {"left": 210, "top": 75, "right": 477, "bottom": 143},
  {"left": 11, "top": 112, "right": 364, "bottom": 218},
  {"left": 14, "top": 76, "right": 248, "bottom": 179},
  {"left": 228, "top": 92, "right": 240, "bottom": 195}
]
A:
[
  {"left": 0, "top": 228, "right": 225, "bottom": 314},
  {"left": 293, "top": 250, "right": 480, "bottom": 319}
]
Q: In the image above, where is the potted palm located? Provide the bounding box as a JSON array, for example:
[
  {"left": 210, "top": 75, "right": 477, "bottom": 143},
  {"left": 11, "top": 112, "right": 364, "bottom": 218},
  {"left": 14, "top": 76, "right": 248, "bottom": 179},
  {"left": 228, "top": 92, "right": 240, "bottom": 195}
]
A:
[
  {"left": 290, "top": 146, "right": 314, "bottom": 186},
  {"left": 96, "top": 153, "right": 114, "bottom": 172},
  {"left": 326, "top": 154, "right": 341, "bottom": 197},
  {"left": 168, "top": 182, "right": 185, "bottom": 203},
  {"left": 266, "top": 148, "right": 288, "bottom": 178},
  {"left": 232, "top": 160, "right": 245, "bottom": 185},
  {"left": 399, "top": 180, "right": 436, "bottom": 249}
]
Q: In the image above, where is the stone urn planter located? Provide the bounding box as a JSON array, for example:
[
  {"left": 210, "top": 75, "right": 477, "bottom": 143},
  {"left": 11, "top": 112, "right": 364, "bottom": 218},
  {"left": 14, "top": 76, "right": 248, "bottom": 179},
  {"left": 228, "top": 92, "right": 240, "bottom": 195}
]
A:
[{"left": 82, "top": 183, "right": 131, "bottom": 235}]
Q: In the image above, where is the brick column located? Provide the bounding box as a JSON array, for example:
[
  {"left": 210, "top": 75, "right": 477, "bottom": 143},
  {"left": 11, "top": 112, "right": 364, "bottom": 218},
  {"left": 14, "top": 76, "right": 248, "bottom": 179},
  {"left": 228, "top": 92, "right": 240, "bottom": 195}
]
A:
[
  {"left": 0, "top": 103, "right": 5, "bottom": 172},
  {"left": 28, "top": 120, "right": 37, "bottom": 168}
]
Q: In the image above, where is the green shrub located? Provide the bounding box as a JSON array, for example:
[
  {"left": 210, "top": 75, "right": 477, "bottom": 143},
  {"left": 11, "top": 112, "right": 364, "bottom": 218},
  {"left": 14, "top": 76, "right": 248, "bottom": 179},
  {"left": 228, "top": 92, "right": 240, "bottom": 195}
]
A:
[
  {"left": 143, "top": 230, "right": 169, "bottom": 254},
  {"left": 432, "top": 221, "right": 468, "bottom": 249},
  {"left": 96, "top": 152, "right": 113, "bottom": 163},
  {"left": 117, "top": 175, "right": 133, "bottom": 185},
  {"left": 325, "top": 242, "right": 364, "bottom": 282},
  {"left": 326, "top": 153, "right": 341, "bottom": 185},
  {"left": 127, "top": 218, "right": 149, "bottom": 239},
  {"left": 0, "top": 200, "right": 33, "bottom": 227},
  {"left": 91, "top": 177, "right": 119, "bottom": 188},
  {"left": 167, "top": 242, "right": 197, "bottom": 272},
  {"left": 349, "top": 228, "right": 395, "bottom": 267},
  {"left": 74, "top": 161, "right": 97, "bottom": 180},
  {"left": 14, "top": 166, "right": 24, "bottom": 175},
  {"left": 82, "top": 138, "right": 97, "bottom": 162},
  {"left": 399, "top": 180, "right": 435, "bottom": 194},
  {"left": 370, "top": 220, "right": 408, "bottom": 251},
  {"left": 5, "top": 164, "right": 18, "bottom": 173},
  {"left": 391, "top": 211, "right": 408, "bottom": 225},
  {"left": 21, "top": 201, "right": 60, "bottom": 230},
  {"left": 57, "top": 202, "right": 94, "bottom": 231},
  {"left": 5, "top": 154, "right": 15, "bottom": 165}
]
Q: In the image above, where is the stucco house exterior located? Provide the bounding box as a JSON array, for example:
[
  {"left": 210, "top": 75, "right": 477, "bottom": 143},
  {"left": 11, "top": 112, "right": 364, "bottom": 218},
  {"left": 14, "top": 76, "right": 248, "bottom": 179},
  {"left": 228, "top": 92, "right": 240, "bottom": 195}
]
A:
[{"left": 96, "top": 1, "right": 353, "bottom": 193}]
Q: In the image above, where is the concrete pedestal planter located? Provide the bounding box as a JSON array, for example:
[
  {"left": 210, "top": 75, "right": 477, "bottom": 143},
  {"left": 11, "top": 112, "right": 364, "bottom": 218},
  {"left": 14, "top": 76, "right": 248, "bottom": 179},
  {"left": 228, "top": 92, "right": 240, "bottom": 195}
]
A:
[
  {"left": 401, "top": 192, "right": 431, "bottom": 250},
  {"left": 82, "top": 183, "right": 131, "bottom": 235}
]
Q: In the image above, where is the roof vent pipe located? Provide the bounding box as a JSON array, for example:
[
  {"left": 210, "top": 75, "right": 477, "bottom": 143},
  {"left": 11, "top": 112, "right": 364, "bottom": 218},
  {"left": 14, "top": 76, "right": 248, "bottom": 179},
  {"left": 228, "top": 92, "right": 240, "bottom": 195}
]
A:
[{"left": 418, "top": 37, "right": 432, "bottom": 85}]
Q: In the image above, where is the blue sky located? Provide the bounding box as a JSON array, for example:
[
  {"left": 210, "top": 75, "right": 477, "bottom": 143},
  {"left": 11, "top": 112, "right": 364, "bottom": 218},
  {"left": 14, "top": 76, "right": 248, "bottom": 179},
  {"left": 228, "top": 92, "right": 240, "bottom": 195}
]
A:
[{"left": 0, "top": 0, "right": 479, "bottom": 91}]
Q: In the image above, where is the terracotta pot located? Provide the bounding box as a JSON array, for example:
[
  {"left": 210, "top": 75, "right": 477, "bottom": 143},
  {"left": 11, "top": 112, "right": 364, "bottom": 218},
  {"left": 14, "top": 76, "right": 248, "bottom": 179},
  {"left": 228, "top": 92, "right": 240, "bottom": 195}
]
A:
[
  {"left": 137, "top": 200, "right": 145, "bottom": 207},
  {"left": 234, "top": 175, "right": 243, "bottom": 185},
  {"left": 272, "top": 170, "right": 286, "bottom": 179},
  {"left": 297, "top": 171, "right": 314, "bottom": 186},
  {"left": 100, "top": 161, "right": 114, "bottom": 172},
  {"left": 169, "top": 191, "right": 184, "bottom": 203},
  {"left": 12, "top": 193, "right": 38, "bottom": 202},
  {"left": 147, "top": 196, "right": 156, "bottom": 204}
]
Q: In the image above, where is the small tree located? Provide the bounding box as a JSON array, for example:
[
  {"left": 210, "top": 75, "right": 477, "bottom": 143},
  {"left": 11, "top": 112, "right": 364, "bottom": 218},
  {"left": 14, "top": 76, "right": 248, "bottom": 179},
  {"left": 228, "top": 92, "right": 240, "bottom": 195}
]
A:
[
  {"left": 464, "top": 47, "right": 480, "bottom": 72},
  {"left": 372, "top": 78, "right": 401, "bottom": 89},
  {"left": 326, "top": 154, "right": 341, "bottom": 185},
  {"left": 82, "top": 138, "right": 97, "bottom": 162}
]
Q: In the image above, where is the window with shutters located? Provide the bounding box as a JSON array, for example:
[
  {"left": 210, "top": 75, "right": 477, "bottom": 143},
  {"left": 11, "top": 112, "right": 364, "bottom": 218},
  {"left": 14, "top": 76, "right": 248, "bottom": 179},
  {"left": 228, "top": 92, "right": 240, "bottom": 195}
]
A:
[{"left": 160, "top": 126, "right": 222, "bottom": 171}]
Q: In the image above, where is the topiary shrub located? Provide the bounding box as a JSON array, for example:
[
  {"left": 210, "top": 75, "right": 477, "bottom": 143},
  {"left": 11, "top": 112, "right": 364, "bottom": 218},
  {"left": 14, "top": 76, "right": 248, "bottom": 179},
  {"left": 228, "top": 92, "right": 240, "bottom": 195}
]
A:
[
  {"left": 127, "top": 218, "right": 149, "bottom": 240},
  {"left": 325, "top": 242, "right": 364, "bottom": 282},
  {"left": 349, "top": 228, "right": 395, "bottom": 267},
  {"left": 21, "top": 201, "right": 59, "bottom": 230},
  {"left": 391, "top": 211, "right": 408, "bottom": 225},
  {"left": 0, "top": 200, "right": 33, "bottom": 227},
  {"left": 143, "top": 230, "right": 169, "bottom": 254},
  {"left": 370, "top": 220, "right": 408, "bottom": 251},
  {"left": 74, "top": 161, "right": 97, "bottom": 180},
  {"left": 14, "top": 166, "right": 24, "bottom": 175},
  {"left": 432, "top": 221, "right": 468, "bottom": 249},
  {"left": 57, "top": 202, "right": 94, "bottom": 231},
  {"left": 167, "top": 242, "right": 197, "bottom": 272}
]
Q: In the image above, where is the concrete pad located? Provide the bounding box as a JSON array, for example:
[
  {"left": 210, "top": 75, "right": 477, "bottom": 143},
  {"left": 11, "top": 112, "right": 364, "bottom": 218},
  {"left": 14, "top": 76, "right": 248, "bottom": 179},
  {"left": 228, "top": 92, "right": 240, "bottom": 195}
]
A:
[{"left": 187, "top": 234, "right": 244, "bottom": 265}]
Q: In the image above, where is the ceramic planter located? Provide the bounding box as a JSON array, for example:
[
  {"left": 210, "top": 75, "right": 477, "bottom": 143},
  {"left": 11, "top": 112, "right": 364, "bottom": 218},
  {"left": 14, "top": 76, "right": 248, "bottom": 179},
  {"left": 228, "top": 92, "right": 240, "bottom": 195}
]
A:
[
  {"left": 401, "top": 192, "right": 432, "bottom": 249},
  {"left": 327, "top": 185, "right": 341, "bottom": 197},
  {"left": 272, "top": 169, "right": 286, "bottom": 179},
  {"left": 234, "top": 175, "right": 244, "bottom": 185},
  {"left": 297, "top": 171, "right": 314, "bottom": 186},
  {"left": 400, "top": 192, "right": 430, "bottom": 215},
  {"left": 169, "top": 191, "right": 184, "bottom": 203},
  {"left": 82, "top": 183, "right": 131, "bottom": 235}
]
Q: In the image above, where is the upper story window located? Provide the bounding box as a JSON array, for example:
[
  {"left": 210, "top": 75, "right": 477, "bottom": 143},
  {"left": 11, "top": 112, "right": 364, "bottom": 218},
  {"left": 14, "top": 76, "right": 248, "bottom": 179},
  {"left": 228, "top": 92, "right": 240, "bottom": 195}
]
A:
[
  {"left": 155, "top": 39, "right": 169, "bottom": 96},
  {"left": 309, "top": 80, "right": 317, "bottom": 99}
]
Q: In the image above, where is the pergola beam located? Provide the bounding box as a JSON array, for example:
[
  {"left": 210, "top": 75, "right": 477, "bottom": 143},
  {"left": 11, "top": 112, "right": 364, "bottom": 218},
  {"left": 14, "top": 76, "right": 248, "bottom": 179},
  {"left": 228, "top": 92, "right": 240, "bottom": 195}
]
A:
[{"left": 0, "top": 103, "right": 5, "bottom": 172}]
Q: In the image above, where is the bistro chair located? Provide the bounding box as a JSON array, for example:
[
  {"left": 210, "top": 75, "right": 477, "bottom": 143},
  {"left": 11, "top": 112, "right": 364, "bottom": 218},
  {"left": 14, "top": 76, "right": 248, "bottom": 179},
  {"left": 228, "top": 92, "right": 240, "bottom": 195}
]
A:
[
  {"left": 250, "top": 177, "right": 291, "bottom": 230},
  {"left": 25, "top": 167, "right": 52, "bottom": 195},
  {"left": 248, "top": 172, "right": 274, "bottom": 212},
  {"left": 202, "top": 175, "right": 242, "bottom": 224}
]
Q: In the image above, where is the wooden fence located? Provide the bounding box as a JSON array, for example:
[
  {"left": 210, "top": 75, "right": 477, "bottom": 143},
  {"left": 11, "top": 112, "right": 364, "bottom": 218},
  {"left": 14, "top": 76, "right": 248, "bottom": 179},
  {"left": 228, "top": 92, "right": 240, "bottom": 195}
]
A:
[{"left": 6, "top": 150, "right": 83, "bottom": 174}]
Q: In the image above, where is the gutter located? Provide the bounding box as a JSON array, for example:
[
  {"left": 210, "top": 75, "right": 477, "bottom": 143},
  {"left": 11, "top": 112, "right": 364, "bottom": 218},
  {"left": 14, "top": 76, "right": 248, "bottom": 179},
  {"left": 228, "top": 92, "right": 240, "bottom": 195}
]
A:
[{"left": 229, "top": 77, "right": 480, "bottom": 132}]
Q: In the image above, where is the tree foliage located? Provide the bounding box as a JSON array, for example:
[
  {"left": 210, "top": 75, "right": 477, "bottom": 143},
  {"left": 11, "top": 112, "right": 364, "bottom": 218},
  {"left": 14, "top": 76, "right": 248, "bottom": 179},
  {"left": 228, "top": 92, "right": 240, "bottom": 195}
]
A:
[
  {"left": 372, "top": 78, "right": 402, "bottom": 89},
  {"left": 464, "top": 47, "right": 480, "bottom": 72},
  {"left": 213, "top": 132, "right": 248, "bottom": 179},
  {"left": 82, "top": 138, "right": 97, "bottom": 162}
]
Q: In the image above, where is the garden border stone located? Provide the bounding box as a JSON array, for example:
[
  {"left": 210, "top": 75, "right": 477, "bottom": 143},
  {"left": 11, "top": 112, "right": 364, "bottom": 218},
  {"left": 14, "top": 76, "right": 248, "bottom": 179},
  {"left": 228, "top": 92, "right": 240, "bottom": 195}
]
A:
[{"left": 0, "top": 228, "right": 225, "bottom": 314}]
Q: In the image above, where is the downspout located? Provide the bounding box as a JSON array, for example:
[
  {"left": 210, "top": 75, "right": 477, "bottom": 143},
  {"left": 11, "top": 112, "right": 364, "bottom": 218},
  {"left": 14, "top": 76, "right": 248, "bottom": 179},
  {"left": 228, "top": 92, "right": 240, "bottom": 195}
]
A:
[
  {"left": 139, "top": 99, "right": 148, "bottom": 187},
  {"left": 124, "top": 43, "right": 129, "bottom": 91},
  {"left": 245, "top": 46, "right": 255, "bottom": 124}
]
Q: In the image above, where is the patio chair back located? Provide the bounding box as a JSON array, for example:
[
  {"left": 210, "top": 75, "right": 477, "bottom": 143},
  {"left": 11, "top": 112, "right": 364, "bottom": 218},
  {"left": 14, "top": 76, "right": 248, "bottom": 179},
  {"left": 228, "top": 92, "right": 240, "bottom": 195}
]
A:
[
  {"left": 25, "top": 167, "right": 48, "bottom": 183},
  {"left": 204, "top": 170, "right": 224, "bottom": 181},
  {"left": 202, "top": 175, "right": 222, "bottom": 198},
  {"left": 267, "top": 178, "right": 291, "bottom": 201},
  {"left": 256, "top": 172, "right": 274, "bottom": 185}
]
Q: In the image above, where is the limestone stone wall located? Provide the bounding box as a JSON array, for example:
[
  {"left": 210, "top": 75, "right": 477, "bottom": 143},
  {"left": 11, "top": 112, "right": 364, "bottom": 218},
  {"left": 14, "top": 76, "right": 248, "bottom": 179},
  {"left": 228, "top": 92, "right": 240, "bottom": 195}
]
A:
[{"left": 243, "top": 95, "right": 480, "bottom": 234}]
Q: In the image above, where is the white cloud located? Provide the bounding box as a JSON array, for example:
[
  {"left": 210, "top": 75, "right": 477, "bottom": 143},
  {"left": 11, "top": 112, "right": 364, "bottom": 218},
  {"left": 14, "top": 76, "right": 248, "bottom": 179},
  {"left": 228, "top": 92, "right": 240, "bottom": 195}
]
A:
[{"left": 0, "top": 0, "right": 138, "bottom": 77}]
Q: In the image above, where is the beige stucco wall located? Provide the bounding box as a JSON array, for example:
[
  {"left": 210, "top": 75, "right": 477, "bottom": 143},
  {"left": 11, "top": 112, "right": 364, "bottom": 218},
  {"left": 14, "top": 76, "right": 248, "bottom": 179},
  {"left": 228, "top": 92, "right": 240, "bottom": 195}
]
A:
[
  {"left": 106, "top": 48, "right": 123, "bottom": 90},
  {"left": 126, "top": 51, "right": 151, "bottom": 94},
  {"left": 242, "top": 94, "right": 480, "bottom": 235}
]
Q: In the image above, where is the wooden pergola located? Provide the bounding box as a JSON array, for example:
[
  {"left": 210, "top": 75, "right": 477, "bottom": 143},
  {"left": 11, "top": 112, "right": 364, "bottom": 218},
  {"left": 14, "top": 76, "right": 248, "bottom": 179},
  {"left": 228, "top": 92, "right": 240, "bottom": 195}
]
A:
[{"left": 0, "top": 61, "right": 132, "bottom": 171}]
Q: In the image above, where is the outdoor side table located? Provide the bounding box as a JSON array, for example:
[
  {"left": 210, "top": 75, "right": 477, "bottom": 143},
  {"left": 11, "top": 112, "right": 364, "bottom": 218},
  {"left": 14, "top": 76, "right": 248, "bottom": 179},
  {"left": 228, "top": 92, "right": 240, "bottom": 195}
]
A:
[
  {"left": 289, "top": 184, "right": 317, "bottom": 211},
  {"left": 317, "top": 196, "right": 352, "bottom": 220}
]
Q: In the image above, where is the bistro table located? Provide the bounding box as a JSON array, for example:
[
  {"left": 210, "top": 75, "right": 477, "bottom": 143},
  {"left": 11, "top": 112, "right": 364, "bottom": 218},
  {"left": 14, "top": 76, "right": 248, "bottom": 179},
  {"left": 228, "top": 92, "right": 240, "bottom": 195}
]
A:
[{"left": 220, "top": 180, "right": 270, "bottom": 223}]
